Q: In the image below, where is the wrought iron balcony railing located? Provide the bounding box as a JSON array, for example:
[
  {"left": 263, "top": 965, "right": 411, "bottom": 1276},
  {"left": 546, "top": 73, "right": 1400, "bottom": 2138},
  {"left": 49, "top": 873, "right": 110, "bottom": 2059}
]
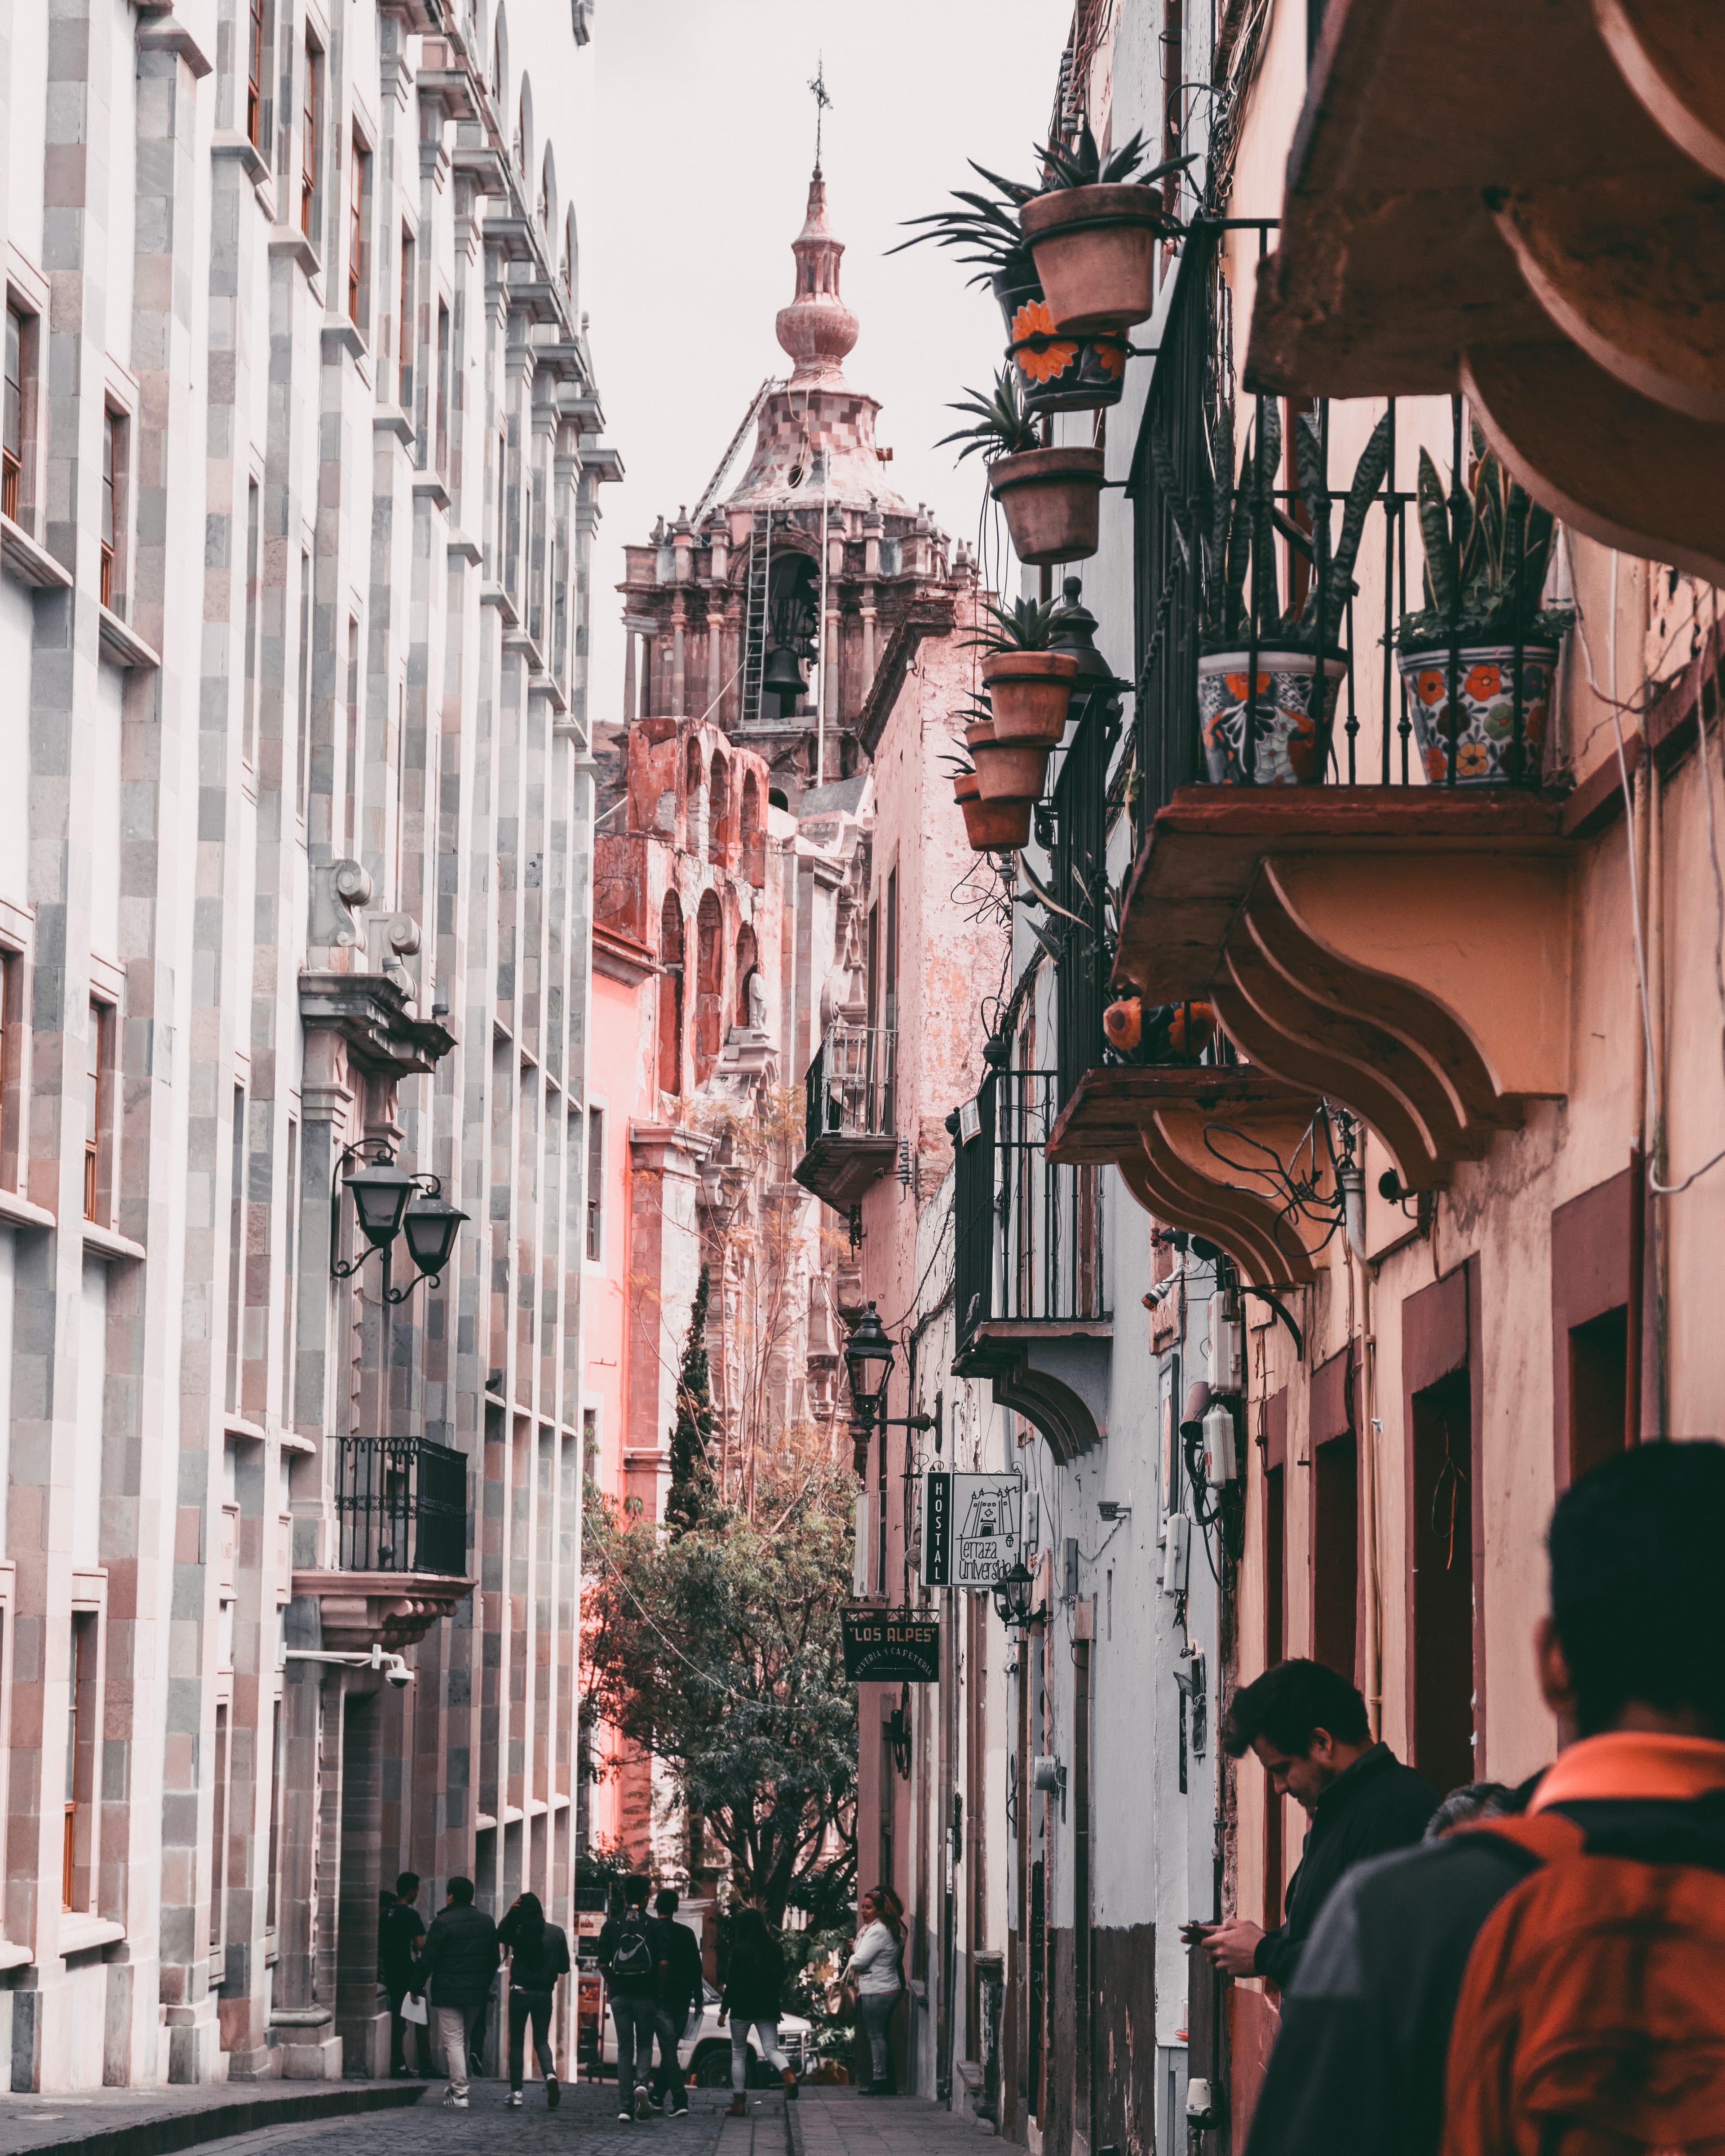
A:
[
  {"left": 804, "top": 1022, "right": 895, "bottom": 1151},
  {"left": 955, "top": 1065, "right": 1107, "bottom": 1358},
  {"left": 333, "top": 1434, "right": 469, "bottom": 1577}
]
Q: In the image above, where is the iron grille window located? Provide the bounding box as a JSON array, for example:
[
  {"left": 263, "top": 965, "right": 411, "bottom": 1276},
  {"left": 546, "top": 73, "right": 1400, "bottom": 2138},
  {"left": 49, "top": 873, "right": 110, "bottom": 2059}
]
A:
[
  {"left": 1052, "top": 701, "right": 1114, "bottom": 1112},
  {"left": 804, "top": 1023, "right": 895, "bottom": 1153},
  {"left": 334, "top": 1435, "right": 469, "bottom": 1577}
]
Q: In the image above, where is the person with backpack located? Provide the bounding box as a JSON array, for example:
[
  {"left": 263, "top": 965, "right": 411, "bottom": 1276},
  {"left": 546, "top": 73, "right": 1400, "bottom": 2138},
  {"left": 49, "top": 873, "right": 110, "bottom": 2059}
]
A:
[
  {"left": 647, "top": 1887, "right": 703, "bottom": 2117},
  {"left": 411, "top": 1876, "right": 500, "bottom": 2110},
  {"left": 1205, "top": 1659, "right": 1436, "bottom": 1984},
  {"left": 720, "top": 1905, "right": 795, "bottom": 2115},
  {"left": 599, "top": 1876, "right": 660, "bottom": 2121},
  {"left": 1244, "top": 1439, "right": 1725, "bottom": 2156},
  {"left": 497, "top": 1891, "right": 570, "bottom": 2109}
]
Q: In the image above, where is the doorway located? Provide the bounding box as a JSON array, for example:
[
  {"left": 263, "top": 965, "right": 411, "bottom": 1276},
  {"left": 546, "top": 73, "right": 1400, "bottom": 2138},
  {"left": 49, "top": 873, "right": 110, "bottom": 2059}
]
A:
[
  {"left": 1410, "top": 1370, "right": 1476, "bottom": 1797},
  {"left": 1569, "top": 1305, "right": 1628, "bottom": 1484},
  {"left": 1312, "top": 1432, "right": 1358, "bottom": 1686}
]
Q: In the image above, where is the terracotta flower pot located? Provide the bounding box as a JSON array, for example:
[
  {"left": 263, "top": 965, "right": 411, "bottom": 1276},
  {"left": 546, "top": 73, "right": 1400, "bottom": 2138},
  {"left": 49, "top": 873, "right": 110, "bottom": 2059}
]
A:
[
  {"left": 959, "top": 792, "right": 1032, "bottom": 851},
  {"left": 964, "top": 719, "right": 995, "bottom": 755},
  {"left": 988, "top": 446, "right": 1106, "bottom": 566},
  {"left": 1396, "top": 644, "right": 1558, "bottom": 786},
  {"left": 1197, "top": 649, "right": 1345, "bottom": 786},
  {"left": 972, "top": 736, "right": 1052, "bottom": 804},
  {"left": 980, "top": 649, "right": 1080, "bottom": 747},
  {"left": 1021, "top": 185, "right": 1165, "bottom": 335},
  {"left": 993, "top": 261, "right": 1128, "bottom": 419}
]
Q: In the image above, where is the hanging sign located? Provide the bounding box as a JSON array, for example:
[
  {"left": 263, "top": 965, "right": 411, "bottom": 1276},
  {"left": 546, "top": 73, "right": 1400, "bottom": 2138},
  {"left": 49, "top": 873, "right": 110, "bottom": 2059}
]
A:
[
  {"left": 920, "top": 1471, "right": 1024, "bottom": 1589},
  {"left": 841, "top": 1607, "right": 941, "bottom": 1683}
]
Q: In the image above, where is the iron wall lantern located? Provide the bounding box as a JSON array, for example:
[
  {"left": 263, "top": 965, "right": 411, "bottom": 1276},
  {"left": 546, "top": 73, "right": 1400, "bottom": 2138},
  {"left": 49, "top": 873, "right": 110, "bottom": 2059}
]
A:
[
  {"left": 332, "top": 1142, "right": 469, "bottom": 1301},
  {"left": 844, "top": 1301, "right": 895, "bottom": 1423},
  {"left": 991, "top": 1559, "right": 1035, "bottom": 1631}
]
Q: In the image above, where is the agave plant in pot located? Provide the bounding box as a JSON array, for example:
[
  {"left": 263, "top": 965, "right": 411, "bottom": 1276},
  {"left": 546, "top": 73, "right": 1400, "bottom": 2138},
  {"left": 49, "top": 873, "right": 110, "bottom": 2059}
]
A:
[
  {"left": 947, "top": 748, "right": 1032, "bottom": 853},
  {"left": 941, "top": 370, "right": 1104, "bottom": 566},
  {"left": 1159, "top": 401, "right": 1391, "bottom": 785},
  {"left": 966, "top": 596, "right": 1080, "bottom": 803},
  {"left": 892, "top": 162, "right": 1132, "bottom": 419},
  {"left": 1393, "top": 433, "right": 1573, "bottom": 786},
  {"left": 1020, "top": 126, "right": 1192, "bottom": 336}
]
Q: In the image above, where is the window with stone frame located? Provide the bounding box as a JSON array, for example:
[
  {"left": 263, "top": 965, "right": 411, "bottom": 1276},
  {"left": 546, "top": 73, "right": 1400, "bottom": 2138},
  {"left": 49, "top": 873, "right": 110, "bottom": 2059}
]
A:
[
  {"left": 348, "top": 133, "right": 370, "bottom": 332},
  {"left": 300, "top": 36, "right": 322, "bottom": 242},
  {"left": 436, "top": 300, "right": 451, "bottom": 481},
  {"left": 101, "top": 407, "right": 128, "bottom": 613},
  {"left": 2, "top": 304, "right": 29, "bottom": 526},
  {"left": 64, "top": 1612, "right": 98, "bottom": 1911},
  {"left": 398, "top": 224, "right": 416, "bottom": 414},
  {"left": 247, "top": 0, "right": 267, "bottom": 150},
  {"left": 84, "top": 997, "right": 115, "bottom": 1225}
]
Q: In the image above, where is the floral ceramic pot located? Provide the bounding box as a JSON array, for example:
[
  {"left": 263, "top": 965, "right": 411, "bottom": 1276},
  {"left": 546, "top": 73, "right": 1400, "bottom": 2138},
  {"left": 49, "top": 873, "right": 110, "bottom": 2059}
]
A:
[
  {"left": 993, "top": 265, "right": 1128, "bottom": 420},
  {"left": 1197, "top": 650, "right": 1345, "bottom": 786},
  {"left": 1396, "top": 645, "right": 1558, "bottom": 786}
]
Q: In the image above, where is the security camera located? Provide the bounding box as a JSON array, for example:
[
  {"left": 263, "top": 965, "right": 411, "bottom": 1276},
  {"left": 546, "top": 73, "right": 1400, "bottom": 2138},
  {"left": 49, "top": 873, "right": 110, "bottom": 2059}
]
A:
[{"left": 385, "top": 1663, "right": 411, "bottom": 1690}]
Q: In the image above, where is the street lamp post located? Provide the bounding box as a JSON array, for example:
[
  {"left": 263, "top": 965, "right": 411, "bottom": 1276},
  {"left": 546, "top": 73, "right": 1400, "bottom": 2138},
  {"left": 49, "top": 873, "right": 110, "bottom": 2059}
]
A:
[{"left": 332, "top": 1141, "right": 469, "bottom": 1301}]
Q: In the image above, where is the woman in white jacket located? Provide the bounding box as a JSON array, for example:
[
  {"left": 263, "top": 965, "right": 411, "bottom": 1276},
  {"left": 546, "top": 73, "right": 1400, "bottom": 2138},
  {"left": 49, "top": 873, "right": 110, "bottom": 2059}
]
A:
[{"left": 842, "top": 1887, "right": 904, "bottom": 2095}]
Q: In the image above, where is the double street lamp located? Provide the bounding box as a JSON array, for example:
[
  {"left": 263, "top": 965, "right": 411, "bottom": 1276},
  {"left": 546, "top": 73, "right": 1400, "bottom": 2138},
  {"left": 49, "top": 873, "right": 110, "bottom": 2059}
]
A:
[{"left": 332, "top": 1142, "right": 468, "bottom": 1303}]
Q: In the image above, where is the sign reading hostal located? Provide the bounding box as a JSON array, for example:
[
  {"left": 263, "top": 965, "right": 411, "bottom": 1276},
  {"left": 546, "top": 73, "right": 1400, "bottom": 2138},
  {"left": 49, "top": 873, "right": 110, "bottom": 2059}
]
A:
[
  {"left": 841, "top": 1608, "right": 940, "bottom": 1683},
  {"left": 920, "top": 1471, "right": 1024, "bottom": 1589}
]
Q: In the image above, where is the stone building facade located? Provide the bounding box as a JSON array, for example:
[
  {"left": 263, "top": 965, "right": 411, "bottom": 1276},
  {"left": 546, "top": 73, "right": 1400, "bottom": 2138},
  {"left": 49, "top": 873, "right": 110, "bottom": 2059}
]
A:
[{"left": 0, "top": 0, "right": 615, "bottom": 2090}]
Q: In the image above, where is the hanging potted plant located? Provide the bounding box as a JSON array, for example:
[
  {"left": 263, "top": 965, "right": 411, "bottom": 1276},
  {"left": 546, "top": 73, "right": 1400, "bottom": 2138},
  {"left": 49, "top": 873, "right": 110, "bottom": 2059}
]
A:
[
  {"left": 969, "top": 596, "right": 1079, "bottom": 801},
  {"left": 1019, "top": 127, "right": 1191, "bottom": 336},
  {"left": 950, "top": 756, "right": 1032, "bottom": 852},
  {"left": 1393, "top": 433, "right": 1573, "bottom": 786},
  {"left": 1159, "top": 401, "right": 1391, "bottom": 785},
  {"left": 892, "top": 164, "right": 1132, "bottom": 419},
  {"left": 940, "top": 370, "right": 1105, "bottom": 566}
]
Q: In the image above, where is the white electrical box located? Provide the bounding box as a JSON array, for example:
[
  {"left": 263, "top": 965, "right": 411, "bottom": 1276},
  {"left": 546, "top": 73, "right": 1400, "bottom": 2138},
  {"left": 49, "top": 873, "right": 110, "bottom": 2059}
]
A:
[
  {"left": 1209, "top": 1298, "right": 1243, "bottom": 1392},
  {"left": 1203, "top": 1401, "right": 1238, "bottom": 1489},
  {"left": 1160, "top": 1510, "right": 1190, "bottom": 1593}
]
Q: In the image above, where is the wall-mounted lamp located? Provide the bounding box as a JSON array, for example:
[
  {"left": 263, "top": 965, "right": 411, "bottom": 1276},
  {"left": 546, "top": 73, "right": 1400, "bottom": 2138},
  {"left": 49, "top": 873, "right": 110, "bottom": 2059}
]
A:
[
  {"left": 990, "top": 1559, "right": 1036, "bottom": 1632},
  {"left": 332, "top": 1142, "right": 468, "bottom": 1302}
]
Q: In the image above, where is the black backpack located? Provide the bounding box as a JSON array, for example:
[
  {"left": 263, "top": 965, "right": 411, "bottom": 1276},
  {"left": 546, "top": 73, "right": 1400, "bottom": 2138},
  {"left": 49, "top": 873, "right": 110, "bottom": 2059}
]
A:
[{"left": 610, "top": 1911, "right": 655, "bottom": 1989}]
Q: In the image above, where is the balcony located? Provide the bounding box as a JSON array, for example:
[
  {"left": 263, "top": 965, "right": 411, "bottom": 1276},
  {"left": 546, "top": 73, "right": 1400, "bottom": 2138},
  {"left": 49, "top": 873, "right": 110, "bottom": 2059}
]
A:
[
  {"left": 794, "top": 1023, "right": 896, "bottom": 1211},
  {"left": 292, "top": 1435, "right": 475, "bottom": 1653},
  {"left": 953, "top": 1063, "right": 1110, "bottom": 1462}
]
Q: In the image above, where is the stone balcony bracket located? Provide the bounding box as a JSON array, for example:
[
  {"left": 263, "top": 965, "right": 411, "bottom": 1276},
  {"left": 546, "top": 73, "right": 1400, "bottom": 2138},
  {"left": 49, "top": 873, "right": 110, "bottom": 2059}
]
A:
[
  {"left": 1106, "top": 789, "right": 1577, "bottom": 1199},
  {"left": 1049, "top": 1066, "right": 1330, "bottom": 1292},
  {"left": 291, "top": 1570, "right": 476, "bottom": 1654},
  {"left": 1247, "top": 0, "right": 1725, "bottom": 582},
  {"left": 953, "top": 1324, "right": 1112, "bottom": 1467}
]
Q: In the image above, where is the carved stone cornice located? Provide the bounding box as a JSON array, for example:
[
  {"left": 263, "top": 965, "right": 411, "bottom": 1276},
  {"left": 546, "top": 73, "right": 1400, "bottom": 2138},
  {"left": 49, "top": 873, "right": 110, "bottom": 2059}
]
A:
[
  {"left": 292, "top": 1570, "right": 476, "bottom": 1652},
  {"left": 299, "top": 969, "right": 456, "bottom": 1079}
]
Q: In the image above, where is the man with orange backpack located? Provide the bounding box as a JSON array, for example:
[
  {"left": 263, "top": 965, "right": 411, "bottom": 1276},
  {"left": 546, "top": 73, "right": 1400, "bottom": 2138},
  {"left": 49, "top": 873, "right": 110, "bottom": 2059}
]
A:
[{"left": 1244, "top": 1439, "right": 1725, "bottom": 2156}]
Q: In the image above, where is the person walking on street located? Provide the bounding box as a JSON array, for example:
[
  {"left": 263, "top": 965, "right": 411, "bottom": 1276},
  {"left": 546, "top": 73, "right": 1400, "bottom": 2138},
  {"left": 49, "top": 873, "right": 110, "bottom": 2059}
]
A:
[
  {"left": 843, "top": 1887, "right": 904, "bottom": 2097},
  {"left": 497, "top": 1891, "right": 570, "bottom": 2109},
  {"left": 720, "top": 1906, "right": 794, "bottom": 2115},
  {"left": 1245, "top": 1440, "right": 1725, "bottom": 2156},
  {"left": 1203, "top": 1659, "right": 1435, "bottom": 1985},
  {"left": 648, "top": 1887, "right": 703, "bottom": 2116},
  {"left": 599, "top": 1876, "right": 660, "bottom": 2121},
  {"left": 380, "top": 1872, "right": 430, "bottom": 2078},
  {"left": 412, "top": 1876, "right": 500, "bottom": 2109}
]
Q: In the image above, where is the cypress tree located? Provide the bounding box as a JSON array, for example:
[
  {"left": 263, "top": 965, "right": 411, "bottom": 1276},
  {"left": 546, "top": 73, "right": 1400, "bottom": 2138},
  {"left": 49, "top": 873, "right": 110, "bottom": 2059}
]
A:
[{"left": 666, "top": 1265, "right": 717, "bottom": 1533}]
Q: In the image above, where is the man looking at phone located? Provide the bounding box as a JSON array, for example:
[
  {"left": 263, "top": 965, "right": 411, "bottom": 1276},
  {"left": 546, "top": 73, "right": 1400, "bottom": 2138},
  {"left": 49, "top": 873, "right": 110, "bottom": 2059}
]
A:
[{"left": 1203, "top": 1660, "right": 1435, "bottom": 1984}]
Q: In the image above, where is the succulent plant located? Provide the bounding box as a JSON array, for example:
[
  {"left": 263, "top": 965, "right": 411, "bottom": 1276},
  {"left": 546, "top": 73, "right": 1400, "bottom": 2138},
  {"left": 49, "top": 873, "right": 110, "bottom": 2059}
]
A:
[
  {"left": 969, "top": 595, "right": 1073, "bottom": 655},
  {"left": 1033, "top": 122, "right": 1193, "bottom": 203},
  {"left": 1395, "top": 428, "right": 1573, "bottom": 650},
  {"left": 889, "top": 163, "right": 1039, "bottom": 289},
  {"left": 937, "top": 370, "right": 1041, "bottom": 465}
]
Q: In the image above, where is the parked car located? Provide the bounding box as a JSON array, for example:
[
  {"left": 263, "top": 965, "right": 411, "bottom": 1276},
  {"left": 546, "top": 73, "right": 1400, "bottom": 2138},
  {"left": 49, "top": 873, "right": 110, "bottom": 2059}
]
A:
[{"left": 584, "top": 1976, "right": 810, "bottom": 2088}]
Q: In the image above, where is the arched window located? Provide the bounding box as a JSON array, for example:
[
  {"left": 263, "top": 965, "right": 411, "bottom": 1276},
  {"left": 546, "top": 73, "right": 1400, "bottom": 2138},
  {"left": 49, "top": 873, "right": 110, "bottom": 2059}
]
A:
[
  {"left": 685, "top": 739, "right": 704, "bottom": 833},
  {"left": 490, "top": 7, "right": 506, "bottom": 106},
  {"left": 658, "top": 894, "right": 683, "bottom": 1097},
  {"left": 695, "top": 891, "right": 724, "bottom": 1074},
  {"left": 539, "top": 146, "right": 555, "bottom": 236},
  {"left": 735, "top": 923, "right": 758, "bottom": 1027},
  {"left": 739, "top": 771, "right": 763, "bottom": 888},
  {"left": 562, "top": 209, "right": 579, "bottom": 305},
  {"left": 514, "top": 77, "right": 532, "bottom": 182},
  {"left": 708, "top": 755, "right": 729, "bottom": 866}
]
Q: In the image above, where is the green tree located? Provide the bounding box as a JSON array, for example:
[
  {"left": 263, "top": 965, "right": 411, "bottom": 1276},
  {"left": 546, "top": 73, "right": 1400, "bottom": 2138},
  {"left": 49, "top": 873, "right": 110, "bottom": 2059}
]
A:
[
  {"left": 581, "top": 1454, "right": 857, "bottom": 1927},
  {"left": 665, "top": 1266, "right": 716, "bottom": 1536}
]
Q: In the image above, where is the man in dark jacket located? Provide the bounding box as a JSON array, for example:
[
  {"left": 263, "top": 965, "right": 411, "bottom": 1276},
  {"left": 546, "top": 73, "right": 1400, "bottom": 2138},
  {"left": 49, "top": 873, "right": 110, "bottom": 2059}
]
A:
[
  {"left": 413, "top": 1876, "right": 500, "bottom": 2108},
  {"left": 648, "top": 1887, "right": 704, "bottom": 2116},
  {"left": 1246, "top": 1441, "right": 1725, "bottom": 2156},
  {"left": 1204, "top": 1659, "right": 1435, "bottom": 1986},
  {"left": 597, "top": 1876, "right": 659, "bottom": 2121},
  {"left": 380, "top": 1872, "right": 430, "bottom": 2077}
]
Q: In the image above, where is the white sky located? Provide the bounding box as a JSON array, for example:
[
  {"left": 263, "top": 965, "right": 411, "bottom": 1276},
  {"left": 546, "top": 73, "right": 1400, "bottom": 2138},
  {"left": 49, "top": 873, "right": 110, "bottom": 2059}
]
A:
[{"left": 584, "top": 0, "right": 1070, "bottom": 728}]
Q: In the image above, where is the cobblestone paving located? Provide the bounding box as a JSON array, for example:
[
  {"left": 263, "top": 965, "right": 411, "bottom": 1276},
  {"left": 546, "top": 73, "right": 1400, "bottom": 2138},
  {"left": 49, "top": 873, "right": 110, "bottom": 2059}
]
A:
[{"left": 239, "top": 2084, "right": 779, "bottom": 2156}]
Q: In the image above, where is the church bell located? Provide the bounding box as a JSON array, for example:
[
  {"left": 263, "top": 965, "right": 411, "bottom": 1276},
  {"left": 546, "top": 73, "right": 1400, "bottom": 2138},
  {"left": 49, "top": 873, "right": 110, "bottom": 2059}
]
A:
[{"left": 762, "top": 645, "right": 806, "bottom": 709}]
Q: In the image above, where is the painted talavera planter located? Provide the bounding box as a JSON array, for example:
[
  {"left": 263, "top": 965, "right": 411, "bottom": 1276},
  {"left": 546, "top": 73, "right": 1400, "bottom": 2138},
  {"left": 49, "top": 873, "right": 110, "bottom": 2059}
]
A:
[
  {"left": 993, "top": 264, "right": 1128, "bottom": 419},
  {"left": 971, "top": 737, "right": 1052, "bottom": 804},
  {"left": 1020, "top": 185, "right": 1163, "bottom": 335},
  {"left": 1198, "top": 650, "right": 1345, "bottom": 786},
  {"left": 1396, "top": 644, "right": 1558, "bottom": 785},
  {"left": 988, "top": 446, "right": 1106, "bottom": 566},
  {"left": 980, "top": 649, "right": 1080, "bottom": 747}
]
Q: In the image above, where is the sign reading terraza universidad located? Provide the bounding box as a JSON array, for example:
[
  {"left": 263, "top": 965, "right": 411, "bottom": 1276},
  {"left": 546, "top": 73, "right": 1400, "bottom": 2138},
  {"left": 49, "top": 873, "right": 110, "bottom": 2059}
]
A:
[
  {"left": 840, "top": 1608, "right": 940, "bottom": 1683},
  {"left": 919, "top": 1471, "right": 1024, "bottom": 1589}
]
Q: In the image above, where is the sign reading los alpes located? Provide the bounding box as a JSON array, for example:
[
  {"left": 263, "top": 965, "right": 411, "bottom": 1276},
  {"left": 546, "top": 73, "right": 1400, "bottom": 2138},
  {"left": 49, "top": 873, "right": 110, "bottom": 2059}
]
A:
[
  {"left": 919, "top": 1471, "right": 1024, "bottom": 1589},
  {"left": 841, "top": 1608, "right": 941, "bottom": 1683}
]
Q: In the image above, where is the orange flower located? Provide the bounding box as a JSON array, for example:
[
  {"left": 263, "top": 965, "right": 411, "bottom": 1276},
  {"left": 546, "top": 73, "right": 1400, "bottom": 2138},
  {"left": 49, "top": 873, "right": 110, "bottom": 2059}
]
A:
[
  {"left": 1092, "top": 337, "right": 1127, "bottom": 380},
  {"left": 1456, "top": 741, "right": 1491, "bottom": 778},
  {"left": 1011, "top": 300, "right": 1078, "bottom": 387},
  {"left": 1223, "top": 672, "right": 1272, "bottom": 700},
  {"left": 1464, "top": 663, "right": 1500, "bottom": 701},
  {"left": 1414, "top": 669, "right": 1447, "bottom": 706},
  {"left": 1423, "top": 745, "right": 1448, "bottom": 784}
]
